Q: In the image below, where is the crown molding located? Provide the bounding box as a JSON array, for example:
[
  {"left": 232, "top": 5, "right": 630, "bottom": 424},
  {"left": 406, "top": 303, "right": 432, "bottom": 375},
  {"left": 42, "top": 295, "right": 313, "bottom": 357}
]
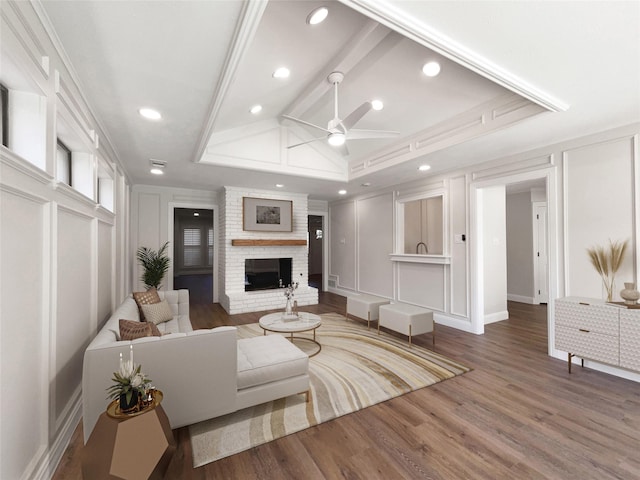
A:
[
  {"left": 339, "top": 0, "right": 569, "bottom": 113},
  {"left": 191, "top": 0, "right": 267, "bottom": 164}
]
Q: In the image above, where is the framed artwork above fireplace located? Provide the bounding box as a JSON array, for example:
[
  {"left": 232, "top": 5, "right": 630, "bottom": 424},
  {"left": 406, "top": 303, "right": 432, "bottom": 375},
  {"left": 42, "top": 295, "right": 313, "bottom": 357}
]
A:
[{"left": 243, "top": 197, "right": 292, "bottom": 232}]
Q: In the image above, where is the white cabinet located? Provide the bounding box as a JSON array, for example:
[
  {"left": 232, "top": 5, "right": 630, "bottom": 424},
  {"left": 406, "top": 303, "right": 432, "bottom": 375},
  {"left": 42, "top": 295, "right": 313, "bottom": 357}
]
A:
[
  {"left": 620, "top": 310, "right": 640, "bottom": 371},
  {"left": 555, "top": 297, "right": 640, "bottom": 374}
]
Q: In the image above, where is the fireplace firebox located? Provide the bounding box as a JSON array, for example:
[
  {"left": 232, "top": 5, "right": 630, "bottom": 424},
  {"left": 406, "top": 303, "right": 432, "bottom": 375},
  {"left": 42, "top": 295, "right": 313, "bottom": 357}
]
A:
[{"left": 244, "top": 258, "right": 292, "bottom": 291}]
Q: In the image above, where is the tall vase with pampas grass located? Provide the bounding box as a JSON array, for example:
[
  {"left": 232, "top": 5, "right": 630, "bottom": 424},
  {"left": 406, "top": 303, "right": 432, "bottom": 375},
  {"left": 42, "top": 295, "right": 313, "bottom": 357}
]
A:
[{"left": 586, "top": 239, "right": 628, "bottom": 302}]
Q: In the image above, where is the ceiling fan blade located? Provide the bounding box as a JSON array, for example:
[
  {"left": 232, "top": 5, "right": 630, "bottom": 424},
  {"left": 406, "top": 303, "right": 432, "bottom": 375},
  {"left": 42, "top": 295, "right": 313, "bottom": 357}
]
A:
[
  {"left": 286, "top": 136, "right": 327, "bottom": 149},
  {"left": 347, "top": 128, "right": 400, "bottom": 140},
  {"left": 282, "top": 115, "right": 331, "bottom": 134},
  {"left": 341, "top": 102, "right": 373, "bottom": 131}
]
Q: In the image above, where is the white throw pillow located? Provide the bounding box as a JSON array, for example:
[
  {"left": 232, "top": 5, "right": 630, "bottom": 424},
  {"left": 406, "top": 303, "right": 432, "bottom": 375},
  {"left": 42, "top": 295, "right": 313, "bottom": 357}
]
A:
[{"left": 141, "top": 299, "right": 174, "bottom": 325}]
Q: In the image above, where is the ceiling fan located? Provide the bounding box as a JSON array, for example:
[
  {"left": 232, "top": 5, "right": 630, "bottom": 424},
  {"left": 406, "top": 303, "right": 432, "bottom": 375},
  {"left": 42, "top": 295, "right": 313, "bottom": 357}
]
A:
[{"left": 283, "top": 71, "right": 400, "bottom": 155}]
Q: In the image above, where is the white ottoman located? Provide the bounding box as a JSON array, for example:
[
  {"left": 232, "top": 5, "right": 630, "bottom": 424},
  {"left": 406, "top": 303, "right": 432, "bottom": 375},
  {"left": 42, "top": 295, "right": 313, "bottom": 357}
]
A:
[
  {"left": 378, "top": 303, "right": 434, "bottom": 347},
  {"left": 346, "top": 294, "right": 391, "bottom": 329}
]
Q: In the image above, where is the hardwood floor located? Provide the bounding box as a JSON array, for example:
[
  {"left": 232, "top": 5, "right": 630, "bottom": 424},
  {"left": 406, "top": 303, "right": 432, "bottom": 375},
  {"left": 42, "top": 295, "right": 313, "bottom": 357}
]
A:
[{"left": 54, "top": 294, "right": 640, "bottom": 479}]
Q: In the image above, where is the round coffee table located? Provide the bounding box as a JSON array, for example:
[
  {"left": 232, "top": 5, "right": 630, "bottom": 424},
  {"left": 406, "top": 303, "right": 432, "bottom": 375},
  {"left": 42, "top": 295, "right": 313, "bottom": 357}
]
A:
[{"left": 259, "top": 312, "right": 322, "bottom": 357}]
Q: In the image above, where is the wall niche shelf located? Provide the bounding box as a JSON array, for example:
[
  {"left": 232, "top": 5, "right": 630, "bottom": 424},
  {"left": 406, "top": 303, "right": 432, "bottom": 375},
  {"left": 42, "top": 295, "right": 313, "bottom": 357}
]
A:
[{"left": 231, "top": 239, "right": 307, "bottom": 246}]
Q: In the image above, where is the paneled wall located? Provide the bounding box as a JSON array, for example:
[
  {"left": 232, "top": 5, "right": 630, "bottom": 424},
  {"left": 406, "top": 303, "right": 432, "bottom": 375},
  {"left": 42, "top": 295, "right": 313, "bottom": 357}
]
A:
[
  {"left": 329, "top": 122, "right": 640, "bottom": 373},
  {"left": 130, "top": 185, "right": 219, "bottom": 295},
  {"left": 0, "top": 2, "right": 129, "bottom": 478},
  {"left": 357, "top": 193, "right": 394, "bottom": 298},
  {"left": 0, "top": 155, "right": 127, "bottom": 480},
  {"left": 563, "top": 135, "right": 637, "bottom": 300}
]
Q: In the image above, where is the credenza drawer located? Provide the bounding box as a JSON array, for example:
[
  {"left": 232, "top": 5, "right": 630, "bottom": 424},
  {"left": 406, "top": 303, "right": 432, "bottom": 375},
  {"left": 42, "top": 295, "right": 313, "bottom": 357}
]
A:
[
  {"left": 620, "top": 311, "right": 640, "bottom": 371},
  {"left": 555, "top": 300, "right": 619, "bottom": 335},
  {"left": 555, "top": 325, "right": 619, "bottom": 365}
]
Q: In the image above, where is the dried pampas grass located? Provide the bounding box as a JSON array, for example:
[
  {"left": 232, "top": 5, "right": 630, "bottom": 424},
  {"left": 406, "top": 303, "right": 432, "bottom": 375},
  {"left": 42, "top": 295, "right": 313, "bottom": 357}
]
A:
[{"left": 586, "top": 239, "right": 628, "bottom": 301}]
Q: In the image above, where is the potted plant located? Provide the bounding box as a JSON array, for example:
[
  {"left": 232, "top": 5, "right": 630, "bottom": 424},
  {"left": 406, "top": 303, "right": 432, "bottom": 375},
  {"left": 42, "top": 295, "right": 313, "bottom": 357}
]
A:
[
  {"left": 107, "top": 354, "right": 152, "bottom": 412},
  {"left": 137, "top": 241, "right": 170, "bottom": 290}
]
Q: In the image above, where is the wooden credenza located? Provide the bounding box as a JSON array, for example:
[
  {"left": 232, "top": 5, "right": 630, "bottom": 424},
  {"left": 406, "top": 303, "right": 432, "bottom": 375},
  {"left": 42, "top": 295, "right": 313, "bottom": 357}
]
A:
[{"left": 555, "top": 297, "right": 640, "bottom": 373}]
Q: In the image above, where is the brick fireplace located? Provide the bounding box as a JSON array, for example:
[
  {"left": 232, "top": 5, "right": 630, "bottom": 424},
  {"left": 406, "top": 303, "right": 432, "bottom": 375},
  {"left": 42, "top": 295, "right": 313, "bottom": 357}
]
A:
[{"left": 219, "top": 186, "right": 318, "bottom": 314}]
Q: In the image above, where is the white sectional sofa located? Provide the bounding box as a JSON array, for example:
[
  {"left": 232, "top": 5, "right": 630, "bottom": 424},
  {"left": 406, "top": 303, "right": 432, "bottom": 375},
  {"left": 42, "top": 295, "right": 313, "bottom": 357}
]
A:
[{"left": 82, "top": 289, "right": 309, "bottom": 443}]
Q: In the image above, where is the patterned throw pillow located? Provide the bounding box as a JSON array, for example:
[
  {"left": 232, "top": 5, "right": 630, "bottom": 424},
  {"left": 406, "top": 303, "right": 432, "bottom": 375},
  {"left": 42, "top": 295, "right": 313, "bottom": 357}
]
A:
[
  {"left": 140, "top": 300, "right": 174, "bottom": 325},
  {"left": 119, "top": 319, "right": 152, "bottom": 340},
  {"left": 147, "top": 322, "right": 162, "bottom": 336},
  {"left": 132, "top": 288, "right": 161, "bottom": 321}
]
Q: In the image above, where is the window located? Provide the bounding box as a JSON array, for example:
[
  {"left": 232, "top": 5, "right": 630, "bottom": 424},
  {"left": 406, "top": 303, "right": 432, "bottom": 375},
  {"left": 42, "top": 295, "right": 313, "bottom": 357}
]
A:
[
  {"left": 208, "top": 228, "right": 214, "bottom": 266},
  {"left": 0, "top": 84, "right": 8, "bottom": 147},
  {"left": 56, "top": 139, "right": 72, "bottom": 185},
  {"left": 183, "top": 228, "right": 201, "bottom": 267},
  {"left": 174, "top": 208, "right": 214, "bottom": 275}
]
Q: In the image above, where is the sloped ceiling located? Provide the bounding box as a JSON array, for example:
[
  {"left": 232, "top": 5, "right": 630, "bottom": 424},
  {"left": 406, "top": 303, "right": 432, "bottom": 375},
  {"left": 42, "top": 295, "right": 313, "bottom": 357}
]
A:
[{"left": 40, "top": 0, "right": 640, "bottom": 200}]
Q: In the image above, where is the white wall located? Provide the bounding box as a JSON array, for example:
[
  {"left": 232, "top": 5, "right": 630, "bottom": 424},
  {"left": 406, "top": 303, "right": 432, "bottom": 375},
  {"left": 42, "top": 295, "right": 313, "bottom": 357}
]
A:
[
  {"left": 0, "top": 3, "right": 130, "bottom": 478},
  {"left": 481, "top": 185, "right": 508, "bottom": 323},
  {"left": 329, "top": 193, "right": 394, "bottom": 298},
  {"left": 563, "top": 136, "right": 636, "bottom": 301},
  {"left": 357, "top": 193, "right": 394, "bottom": 298},
  {"left": 0, "top": 150, "right": 128, "bottom": 480},
  {"left": 506, "top": 191, "right": 535, "bottom": 302},
  {"left": 329, "top": 122, "right": 640, "bottom": 377},
  {"left": 130, "top": 184, "right": 219, "bottom": 294}
]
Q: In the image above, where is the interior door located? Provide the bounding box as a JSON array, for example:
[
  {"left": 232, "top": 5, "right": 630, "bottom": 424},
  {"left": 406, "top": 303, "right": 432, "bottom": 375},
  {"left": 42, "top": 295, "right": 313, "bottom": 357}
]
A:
[{"left": 533, "top": 202, "right": 548, "bottom": 304}]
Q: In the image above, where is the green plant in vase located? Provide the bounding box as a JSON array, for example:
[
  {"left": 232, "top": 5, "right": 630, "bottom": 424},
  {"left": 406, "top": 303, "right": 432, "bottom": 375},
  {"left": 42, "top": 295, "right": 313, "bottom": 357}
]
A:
[
  {"left": 107, "top": 348, "right": 152, "bottom": 412},
  {"left": 137, "top": 241, "right": 170, "bottom": 290},
  {"left": 586, "top": 238, "right": 628, "bottom": 302}
]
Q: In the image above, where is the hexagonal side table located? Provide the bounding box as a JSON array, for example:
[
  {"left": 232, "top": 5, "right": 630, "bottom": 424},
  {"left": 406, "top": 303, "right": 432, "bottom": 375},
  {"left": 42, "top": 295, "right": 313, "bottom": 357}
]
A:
[{"left": 82, "top": 395, "right": 175, "bottom": 479}]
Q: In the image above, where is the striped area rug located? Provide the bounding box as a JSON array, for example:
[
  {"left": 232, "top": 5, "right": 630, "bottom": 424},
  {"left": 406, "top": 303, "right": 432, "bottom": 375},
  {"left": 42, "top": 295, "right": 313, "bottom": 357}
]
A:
[{"left": 189, "top": 312, "right": 471, "bottom": 467}]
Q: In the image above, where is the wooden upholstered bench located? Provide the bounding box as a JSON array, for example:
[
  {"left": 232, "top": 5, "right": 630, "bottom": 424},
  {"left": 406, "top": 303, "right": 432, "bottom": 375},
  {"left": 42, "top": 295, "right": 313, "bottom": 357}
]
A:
[
  {"left": 378, "top": 303, "right": 434, "bottom": 347},
  {"left": 346, "top": 294, "right": 390, "bottom": 329}
]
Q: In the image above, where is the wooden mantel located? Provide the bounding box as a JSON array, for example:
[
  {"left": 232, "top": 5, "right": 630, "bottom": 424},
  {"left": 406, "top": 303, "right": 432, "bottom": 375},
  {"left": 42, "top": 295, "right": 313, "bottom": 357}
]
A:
[{"left": 231, "top": 239, "right": 307, "bottom": 246}]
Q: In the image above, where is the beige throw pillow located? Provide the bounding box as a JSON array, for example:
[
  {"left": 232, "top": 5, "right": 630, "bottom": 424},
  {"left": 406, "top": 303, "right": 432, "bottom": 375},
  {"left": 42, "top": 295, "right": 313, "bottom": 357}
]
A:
[{"left": 141, "top": 300, "right": 174, "bottom": 325}]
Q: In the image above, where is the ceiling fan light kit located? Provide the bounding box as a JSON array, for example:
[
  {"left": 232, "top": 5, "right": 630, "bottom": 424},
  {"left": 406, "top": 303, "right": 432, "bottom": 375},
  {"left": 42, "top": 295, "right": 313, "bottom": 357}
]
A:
[
  {"left": 284, "top": 71, "right": 400, "bottom": 153},
  {"left": 328, "top": 132, "right": 346, "bottom": 146}
]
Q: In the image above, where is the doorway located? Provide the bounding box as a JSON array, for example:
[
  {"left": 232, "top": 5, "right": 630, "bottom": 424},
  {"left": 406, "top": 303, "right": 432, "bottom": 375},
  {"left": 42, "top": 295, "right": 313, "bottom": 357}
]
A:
[
  {"left": 471, "top": 170, "right": 556, "bottom": 355},
  {"left": 308, "top": 215, "right": 324, "bottom": 290},
  {"left": 173, "top": 208, "right": 214, "bottom": 304}
]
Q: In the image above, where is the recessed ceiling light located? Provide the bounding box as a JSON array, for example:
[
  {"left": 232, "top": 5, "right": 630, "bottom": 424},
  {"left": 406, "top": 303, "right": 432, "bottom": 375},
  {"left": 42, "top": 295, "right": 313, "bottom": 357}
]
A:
[
  {"left": 328, "top": 132, "right": 346, "bottom": 146},
  {"left": 338, "top": 189, "right": 347, "bottom": 195},
  {"left": 307, "top": 6, "right": 328, "bottom": 25},
  {"left": 250, "top": 104, "right": 262, "bottom": 114},
  {"left": 138, "top": 107, "right": 162, "bottom": 120},
  {"left": 273, "top": 67, "right": 290, "bottom": 79},
  {"left": 193, "top": 212, "right": 200, "bottom": 217},
  {"left": 422, "top": 61, "right": 441, "bottom": 77},
  {"left": 418, "top": 164, "right": 431, "bottom": 171},
  {"left": 276, "top": 184, "right": 284, "bottom": 188},
  {"left": 371, "top": 100, "right": 384, "bottom": 111},
  {"left": 361, "top": 182, "right": 371, "bottom": 187},
  {"left": 150, "top": 168, "right": 164, "bottom": 175}
]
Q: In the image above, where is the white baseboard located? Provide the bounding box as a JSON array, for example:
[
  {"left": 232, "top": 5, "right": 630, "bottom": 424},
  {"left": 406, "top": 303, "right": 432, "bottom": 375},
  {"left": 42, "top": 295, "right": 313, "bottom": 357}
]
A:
[
  {"left": 31, "top": 391, "right": 82, "bottom": 480},
  {"left": 433, "top": 312, "right": 477, "bottom": 334},
  {"left": 484, "top": 310, "right": 509, "bottom": 324},
  {"left": 507, "top": 294, "right": 535, "bottom": 304}
]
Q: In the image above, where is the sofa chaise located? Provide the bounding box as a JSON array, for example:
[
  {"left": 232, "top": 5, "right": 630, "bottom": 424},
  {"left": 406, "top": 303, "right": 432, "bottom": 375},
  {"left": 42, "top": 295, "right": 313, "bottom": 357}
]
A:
[{"left": 82, "top": 289, "right": 309, "bottom": 443}]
